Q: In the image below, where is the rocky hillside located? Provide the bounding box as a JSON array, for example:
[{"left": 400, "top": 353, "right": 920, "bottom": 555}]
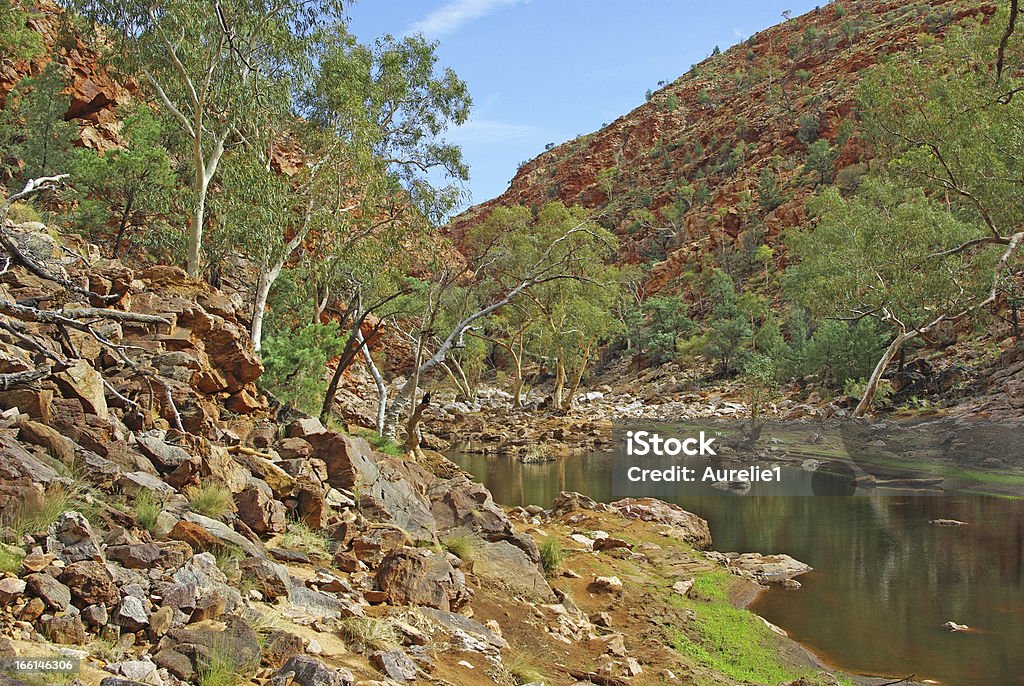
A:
[
  {"left": 450, "top": 0, "right": 991, "bottom": 294},
  {"left": 0, "top": 212, "right": 863, "bottom": 685}
]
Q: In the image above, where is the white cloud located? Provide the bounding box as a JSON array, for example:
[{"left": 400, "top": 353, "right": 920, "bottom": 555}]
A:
[
  {"left": 408, "top": 0, "right": 522, "bottom": 39},
  {"left": 449, "top": 118, "right": 538, "bottom": 145}
]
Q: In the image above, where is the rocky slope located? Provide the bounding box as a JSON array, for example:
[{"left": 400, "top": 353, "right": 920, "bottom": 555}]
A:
[
  {"left": 0, "top": 216, "right": 867, "bottom": 686},
  {"left": 450, "top": 0, "right": 991, "bottom": 294}
]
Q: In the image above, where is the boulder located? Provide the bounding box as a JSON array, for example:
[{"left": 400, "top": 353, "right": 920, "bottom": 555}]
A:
[
  {"left": 261, "top": 630, "right": 304, "bottom": 669},
  {"left": 60, "top": 560, "right": 119, "bottom": 607},
  {"left": 24, "top": 573, "right": 71, "bottom": 611},
  {"left": 112, "top": 596, "right": 150, "bottom": 632},
  {"left": 106, "top": 544, "right": 163, "bottom": 569},
  {"left": 234, "top": 480, "right": 286, "bottom": 535},
  {"left": 271, "top": 655, "right": 355, "bottom": 686},
  {"left": 707, "top": 552, "right": 812, "bottom": 584},
  {"left": 43, "top": 613, "right": 87, "bottom": 645},
  {"left": 55, "top": 359, "right": 108, "bottom": 419},
  {"left": 46, "top": 511, "right": 105, "bottom": 563},
  {"left": 238, "top": 557, "right": 292, "bottom": 600},
  {"left": 375, "top": 547, "right": 473, "bottom": 612},
  {"left": 370, "top": 649, "right": 416, "bottom": 682},
  {"left": 471, "top": 540, "right": 553, "bottom": 601},
  {"left": 0, "top": 577, "right": 27, "bottom": 604},
  {"left": 135, "top": 435, "right": 195, "bottom": 473},
  {"left": 610, "top": 498, "right": 712, "bottom": 549}
]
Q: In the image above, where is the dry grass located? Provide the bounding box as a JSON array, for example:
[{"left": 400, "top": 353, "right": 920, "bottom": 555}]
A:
[{"left": 185, "top": 483, "right": 235, "bottom": 518}]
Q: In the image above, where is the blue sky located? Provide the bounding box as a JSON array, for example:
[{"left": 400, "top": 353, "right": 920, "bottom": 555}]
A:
[{"left": 347, "top": 1, "right": 821, "bottom": 211}]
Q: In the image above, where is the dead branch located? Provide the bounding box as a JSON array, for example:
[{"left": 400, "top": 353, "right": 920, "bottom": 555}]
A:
[
  {"left": 877, "top": 675, "right": 915, "bottom": 686},
  {"left": 0, "top": 366, "right": 52, "bottom": 391},
  {"left": 1, "top": 175, "right": 119, "bottom": 303}
]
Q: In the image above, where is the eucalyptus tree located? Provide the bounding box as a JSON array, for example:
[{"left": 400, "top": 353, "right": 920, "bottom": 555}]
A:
[
  {"left": 457, "top": 203, "right": 621, "bottom": 413},
  {"left": 68, "top": 0, "right": 344, "bottom": 277},
  {"left": 792, "top": 8, "right": 1024, "bottom": 414}
]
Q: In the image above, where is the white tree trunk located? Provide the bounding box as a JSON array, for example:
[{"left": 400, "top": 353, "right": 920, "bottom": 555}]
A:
[
  {"left": 355, "top": 327, "right": 388, "bottom": 434},
  {"left": 250, "top": 266, "right": 280, "bottom": 353},
  {"left": 854, "top": 331, "right": 912, "bottom": 417}
]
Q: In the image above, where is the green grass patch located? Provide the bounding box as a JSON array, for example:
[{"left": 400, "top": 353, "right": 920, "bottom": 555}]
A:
[
  {"left": 538, "top": 538, "right": 566, "bottom": 576},
  {"left": 0, "top": 545, "right": 24, "bottom": 574},
  {"left": 666, "top": 571, "right": 852, "bottom": 685},
  {"left": 353, "top": 428, "right": 406, "bottom": 456}
]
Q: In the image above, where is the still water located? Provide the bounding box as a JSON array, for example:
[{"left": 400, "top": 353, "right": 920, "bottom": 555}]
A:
[{"left": 449, "top": 452, "right": 1024, "bottom": 686}]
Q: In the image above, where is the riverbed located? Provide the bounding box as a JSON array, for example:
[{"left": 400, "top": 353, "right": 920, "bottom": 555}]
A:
[{"left": 449, "top": 451, "right": 1024, "bottom": 686}]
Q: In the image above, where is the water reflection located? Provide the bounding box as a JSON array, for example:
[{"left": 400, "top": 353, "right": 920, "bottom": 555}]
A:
[{"left": 450, "top": 452, "right": 1024, "bottom": 686}]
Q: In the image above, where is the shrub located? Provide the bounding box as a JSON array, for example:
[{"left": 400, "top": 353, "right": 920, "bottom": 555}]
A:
[
  {"left": 198, "top": 638, "right": 247, "bottom": 686},
  {"left": 639, "top": 295, "right": 693, "bottom": 364},
  {"left": 538, "top": 538, "right": 566, "bottom": 576},
  {"left": 504, "top": 651, "right": 545, "bottom": 685},
  {"left": 6, "top": 485, "right": 76, "bottom": 540},
  {"left": 185, "top": 483, "right": 234, "bottom": 519},
  {"left": 258, "top": 323, "right": 347, "bottom": 414},
  {"left": 796, "top": 112, "right": 821, "bottom": 144}
]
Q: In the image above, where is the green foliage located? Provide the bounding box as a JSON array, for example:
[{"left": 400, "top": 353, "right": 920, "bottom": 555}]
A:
[
  {"left": 134, "top": 490, "right": 163, "bottom": 534},
  {"left": 757, "top": 168, "right": 786, "bottom": 211},
  {"left": 702, "top": 269, "right": 753, "bottom": 374},
  {"left": 803, "top": 319, "right": 887, "bottom": 387},
  {"left": 70, "top": 107, "right": 175, "bottom": 255},
  {"left": 802, "top": 139, "right": 836, "bottom": 185},
  {"left": 639, "top": 295, "right": 692, "bottom": 363},
  {"left": 0, "top": 63, "right": 77, "bottom": 187},
  {"left": 538, "top": 538, "right": 566, "bottom": 576},
  {"left": 787, "top": 180, "right": 991, "bottom": 334},
  {"left": 258, "top": 323, "right": 347, "bottom": 413},
  {"left": 185, "top": 483, "right": 234, "bottom": 519},
  {"left": 796, "top": 112, "right": 820, "bottom": 144},
  {"left": 0, "top": 1, "right": 41, "bottom": 65},
  {"left": 0, "top": 545, "right": 24, "bottom": 574}
]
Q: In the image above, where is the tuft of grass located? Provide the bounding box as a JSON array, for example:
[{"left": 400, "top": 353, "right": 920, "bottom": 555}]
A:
[
  {"left": 134, "top": 490, "right": 162, "bottom": 534},
  {"left": 7, "top": 485, "right": 76, "bottom": 540},
  {"left": 185, "top": 483, "right": 235, "bottom": 519},
  {"left": 88, "top": 635, "right": 130, "bottom": 663},
  {"left": 278, "top": 520, "right": 331, "bottom": 560},
  {"left": 442, "top": 534, "right": 479, "bottom": 562},
  {"left": 538, "top": 538, "right": 566, "bottom": 576},
  {"left": 503, "top": 651, "right": 545, "bottom": 685},
  {"left": 197, "top": 639, "right": 246, "bottom": 686},
  {"left": 338, "top": 616, "right": 400, "bottom": 652},
  {"left": 0, "top": 545, "right": 24, "bottom": 574},
  {"left": 211, "top": 544, "right": 244, "bottom": 580}
]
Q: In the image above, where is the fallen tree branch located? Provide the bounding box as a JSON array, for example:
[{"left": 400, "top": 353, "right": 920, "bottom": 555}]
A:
[
  {"left": 0, "top": 366, "right": 51, "bottom": 391},
  {"left": 877, "top": 675, "right": 915, "bottom": 686},
  {"left": 59, "top": 307, "right": 171, "bottom": 326},
  {"left": 1, "top": 174, "right": 118, "bottom": 303}
]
